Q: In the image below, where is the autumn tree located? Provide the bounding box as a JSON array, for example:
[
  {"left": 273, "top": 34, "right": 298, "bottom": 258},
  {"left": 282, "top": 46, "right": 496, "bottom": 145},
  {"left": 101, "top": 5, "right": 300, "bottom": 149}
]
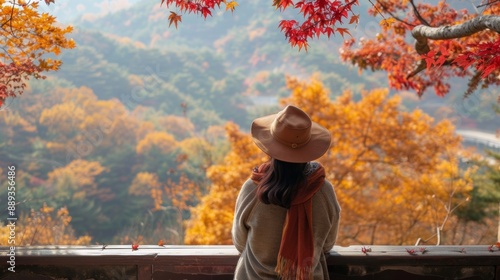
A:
[
  {"left": 184, "top": 122, "right": 263, "bottom": 244},
  {"left": 163, "top": 0, "right": 500, "bottom": 98},
  {"left": 340, "top": 1, "right": 500, "bottom": 97},
  {"left": 0, "top": 0, "right": 75, "bottom": 108},
  {"left": 0, "top": 204, "right": 92, "bottom": 246},
  {"left": 185, "top": 74, "right": 482, "bottom": 245},
  {"left": 39, "top": 87, "right": 140, "bottom": 164},
  {"left": 283, "top": 74, "right": 479, "bottom": 245},
  {"left": 129, "top": 172, "right": 164, "bottom": 211}
]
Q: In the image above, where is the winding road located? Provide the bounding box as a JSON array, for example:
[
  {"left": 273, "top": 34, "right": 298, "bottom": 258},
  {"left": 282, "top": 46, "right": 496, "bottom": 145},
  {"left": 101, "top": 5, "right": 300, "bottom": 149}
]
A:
[{"left": 456, "top": 130, "right": 500, "bottom": 152}]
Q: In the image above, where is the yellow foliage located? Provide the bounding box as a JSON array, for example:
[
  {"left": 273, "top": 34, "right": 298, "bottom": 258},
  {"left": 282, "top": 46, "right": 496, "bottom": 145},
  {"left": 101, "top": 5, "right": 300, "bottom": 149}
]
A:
[
  {"left": 184, "top": 123, "right": 263, "bottom": 245},
  {"left": 205, "top": 125, "right": 227, "bottom": 142},
  {"left": 39, "top": 87, "right": 140, "bottom": 155},
  {"left": 129, "top": 172, "right": 161, "bottom": 196},
  {"left": 0, "top": 110, "right": 37, "bottom": 147},
  {"left": 185, "top": 74, "right": 477, "bottom": 246},
  {"left": 136, "top": 131, "right": 178, "bottom": 155},
  {"left": 0, "top": 0, "right": 75, "bottom": 70},
  {"left": 178, "top": 137, "right": 215, "bottom": 170},
  {"left": 159, "top": 115, "right": 195, "bottom": 140},
  {"left": 150, "top": 188, "right": 163, "bottom": 211},
  {"left": 283, "top": 74, "right": 475, "bottom": 245},
  {"left": 165, "top": 174, "right": 202, "bottom": 212},
  {"left": 1, "top": 110, "right": 37, "bottom": 133},
  {"left": 129, "top": 172, "right": 164, "bottom": 211},
  {"left": 136, "top": 121, "right": 156, "bottom": 141},
  {"left": 0, "top": 204, "right": 91, "bottom": 246},
  {"left": 39, "top": 101, "right": 85, "bottom": 137},
  {"left": 47, "top": 160, "right": 107, "bottom": 199}
]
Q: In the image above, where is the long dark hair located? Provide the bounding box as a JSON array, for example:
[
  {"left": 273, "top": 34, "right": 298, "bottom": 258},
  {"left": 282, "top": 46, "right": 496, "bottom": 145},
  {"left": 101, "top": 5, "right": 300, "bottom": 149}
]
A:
[{"left": 256, "top": 158, "right": 308, "bottom": 208}]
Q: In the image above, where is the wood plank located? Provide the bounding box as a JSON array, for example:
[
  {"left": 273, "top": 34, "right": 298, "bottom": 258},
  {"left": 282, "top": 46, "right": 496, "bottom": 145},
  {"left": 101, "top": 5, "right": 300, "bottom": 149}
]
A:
[{"left": 2, "top": 245, "right": 499, "bottom": 279}]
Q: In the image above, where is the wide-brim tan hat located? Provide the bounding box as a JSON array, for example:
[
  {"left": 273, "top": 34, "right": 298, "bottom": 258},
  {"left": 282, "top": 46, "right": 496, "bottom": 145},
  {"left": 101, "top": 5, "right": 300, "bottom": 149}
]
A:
[{"left": 251, "top": 105, "right": 331, "bottom": 163}]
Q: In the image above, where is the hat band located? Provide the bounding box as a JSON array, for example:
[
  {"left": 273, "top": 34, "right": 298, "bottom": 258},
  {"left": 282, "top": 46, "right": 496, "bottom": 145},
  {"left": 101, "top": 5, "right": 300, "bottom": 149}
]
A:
[{"left": 270, "top": 129, "right": 312, "bottom": 149}]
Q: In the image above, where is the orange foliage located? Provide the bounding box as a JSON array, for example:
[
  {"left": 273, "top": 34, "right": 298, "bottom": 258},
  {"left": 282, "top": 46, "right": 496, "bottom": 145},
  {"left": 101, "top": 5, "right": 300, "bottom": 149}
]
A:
[
  {"left": 205, "top": 125, "right": 227, "bottom": 142},
  {"left": 47, "top": 159, "right": 108, "bottom": 200},
  {"left": 282, "top": 75, "right": 476, "bottom": 245},
  {"left": 184, "top": 122, "right": 263, "bottom": 245},
  {"left": 185, "top": 75, "right": 477, "bottom": 245},
  {"left": 165, "top": 174, "right": 202, "bottom": 212},
  {"left": 158, "top": 115, "right": 195, "bottom": 140},
  {"left": 136, "top": 131, "right": 177, "bottom": 155},
  {"left": 0, "top": 0, "right": 75, "bottom": 105},
  {"left": 129, "top": 172, "right": 163, "bottom": 211},
  {"left": 40, "top": 87, "right": 140, "bottom": 156},
  {"left": 340, "top": 1, "right": 500, "bottom": 96},
  {"left": 129, "top": 172, "right": 161, "bottom": 196},
  {"left": 178, "top": 137, "right": 215, "bottom": 171},
  {"left": 0, "top": 204, "right": 91, "bottom": 246},
  {"left": 0, "top": 110, "right": 37, "bottom": 147}
]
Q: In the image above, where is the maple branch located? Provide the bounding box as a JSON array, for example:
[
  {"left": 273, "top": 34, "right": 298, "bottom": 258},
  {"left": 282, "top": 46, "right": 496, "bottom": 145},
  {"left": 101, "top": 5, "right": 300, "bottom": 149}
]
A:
[
  {"left": 412, "top": 15, "right": 500, "bottom": 55},
  {"left": 408, "top": 15, "right": 500, "bottom": 78},
  {"left": 409, "top": 0, "right": 430, "bottom": 26},
  {"left": 477, "top": 0, "right": 500, "bottom": 8},
  {"left": 374, "top": 0, "right": 416, "bottom": 27},
  {"left": 407, "top": 59, "right": 454, "bottom": 79},
  {"left": 464, "top": 70, "right": 482, "bottom": 98},
  {"left": 0, "top": 0, "right": 16, "bottom": 29}
]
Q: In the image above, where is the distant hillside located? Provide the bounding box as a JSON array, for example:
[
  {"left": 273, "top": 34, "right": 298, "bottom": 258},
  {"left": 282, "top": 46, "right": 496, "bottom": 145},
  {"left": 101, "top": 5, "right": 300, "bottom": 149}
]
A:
[
  {"left": 73, "top": 0, "right": 382, "bottom": 87},
  {"left": 46, "top": 0, "right": 498, "bottom": 131},
  {"left": 49, "top": 29, "right": 249, "bottom": 129}
]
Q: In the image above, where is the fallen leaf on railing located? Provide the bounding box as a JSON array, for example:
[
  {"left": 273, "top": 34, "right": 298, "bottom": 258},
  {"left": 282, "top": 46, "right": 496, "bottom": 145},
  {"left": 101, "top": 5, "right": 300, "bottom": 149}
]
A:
[
  {"left": 405, "top": 248, "right": 416, "bottom": 255},
  {"left": 361, "top": 246, "right": 371, "bottom": 255}
]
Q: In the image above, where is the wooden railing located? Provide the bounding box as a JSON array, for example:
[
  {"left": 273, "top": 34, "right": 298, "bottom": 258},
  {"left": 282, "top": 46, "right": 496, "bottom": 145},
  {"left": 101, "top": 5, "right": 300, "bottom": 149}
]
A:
[{"left": 1, "top": 245, "right": 499, "bottom": 279}]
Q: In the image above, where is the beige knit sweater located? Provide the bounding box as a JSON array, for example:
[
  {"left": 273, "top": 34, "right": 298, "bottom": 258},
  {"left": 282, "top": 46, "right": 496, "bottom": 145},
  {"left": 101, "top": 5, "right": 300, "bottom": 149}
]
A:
[{"left": 232, "top": 176, "right": 341, "bottom": 279}]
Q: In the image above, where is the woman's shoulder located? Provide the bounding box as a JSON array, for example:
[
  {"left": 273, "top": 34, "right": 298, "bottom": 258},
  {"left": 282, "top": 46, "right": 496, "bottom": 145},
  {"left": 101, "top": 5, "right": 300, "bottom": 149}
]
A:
[
  {"left": 317, "top": 179, "right": 335, "bottom": 196},
  {"left": 239, "top": 178, "right": 258, "bottom": 196}
]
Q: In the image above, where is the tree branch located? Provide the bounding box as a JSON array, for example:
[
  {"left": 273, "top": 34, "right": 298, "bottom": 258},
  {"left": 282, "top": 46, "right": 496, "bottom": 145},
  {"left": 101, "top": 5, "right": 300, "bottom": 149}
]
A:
[
  {"left": 409, "top": 0, "right": 430, "bottom": 26},
  {"left": 412, "top": 15, "right": 500, "bottom": 55},
  {"left": 477, "top": 0, "right": 500, "bottom": 9},
  {"left": 407, "top": 59, "right": 454, "bottom": 79},
  {"left": 374, "top": 0, "right": 416, "bottom": 27},
  {"left": 408, "top": 15, "right": 500, "bottom": 78}
]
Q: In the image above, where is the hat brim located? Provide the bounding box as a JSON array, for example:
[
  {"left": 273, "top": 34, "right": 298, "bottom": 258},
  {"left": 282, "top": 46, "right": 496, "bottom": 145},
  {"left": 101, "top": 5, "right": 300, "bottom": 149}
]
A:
[{"left": 251, "top": 113, "right": 331, "bottom": 163}]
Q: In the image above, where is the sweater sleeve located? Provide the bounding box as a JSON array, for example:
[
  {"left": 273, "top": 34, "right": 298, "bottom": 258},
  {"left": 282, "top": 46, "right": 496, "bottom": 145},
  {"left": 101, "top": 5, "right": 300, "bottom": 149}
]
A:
[{"left": 232, "top": 179, "right": 257, "bottom": 253}]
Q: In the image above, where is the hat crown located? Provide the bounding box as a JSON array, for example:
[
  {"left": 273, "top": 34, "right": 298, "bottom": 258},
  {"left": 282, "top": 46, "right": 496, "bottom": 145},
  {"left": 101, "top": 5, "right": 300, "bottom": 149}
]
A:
[
  {"left": 251, "top": 105, "right": 331, "bottom": 163},
  {"left": 270, "top": 106, "right": 312, "bottom": 149}
]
